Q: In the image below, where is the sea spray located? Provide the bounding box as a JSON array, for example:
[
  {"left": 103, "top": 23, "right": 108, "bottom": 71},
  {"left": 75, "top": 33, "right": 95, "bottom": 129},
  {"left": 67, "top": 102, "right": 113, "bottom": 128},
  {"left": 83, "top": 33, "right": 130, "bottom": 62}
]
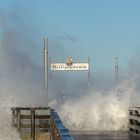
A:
[
  {"left": 59, "top": 78, "right": 138, "bottom": 131},
  {"left": 0, "top": 40, "right": 44, "bottom": 140},
  {"left": 0, "top": 86, "right": 45, "bottom": 140},
  {"left": 0, "top": 97, "right": 20, "bottom": 140}
]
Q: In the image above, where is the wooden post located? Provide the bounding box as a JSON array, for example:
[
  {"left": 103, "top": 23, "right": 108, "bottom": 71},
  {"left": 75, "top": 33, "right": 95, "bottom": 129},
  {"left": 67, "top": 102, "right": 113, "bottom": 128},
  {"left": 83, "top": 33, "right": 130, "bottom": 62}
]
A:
[
  {"left": 31, "top": 108, "right": 35, "bottom": 140},
  {"left": 52, "top": 121, "right": 55, "bottom": 140},
  {"left": 12, "top": 108, "right": 16, "bottom": 127},
  {"left": 17, "top": 108, "right": 21, "bottom": 132},
  {"left": 11, "top": 107, "right": 53, "bottom": 139},
  {"left": 50, "top": 117, "right": 53, "bottom": 140}
]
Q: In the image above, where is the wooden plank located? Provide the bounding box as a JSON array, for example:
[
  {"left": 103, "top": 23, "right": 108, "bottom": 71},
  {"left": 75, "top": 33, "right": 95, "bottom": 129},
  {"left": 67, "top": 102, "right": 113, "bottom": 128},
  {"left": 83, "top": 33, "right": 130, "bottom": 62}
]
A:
[
  {"left": 11, "top": 107, "right": 50, "bottom": 110},
  {"left": 20, "top": 115, "right": 50, "bottom": 119},
  {"left": 31, "top": 108, "right": 35, "bottom": 140},
  {"left": 20, "top": 115, "right": 31, "bottom": 119},
  {"left": 19, "top": 124, "right": 49, "bottom": 128},
  {"left": 35, "top": 132, "right": 50, "bottom": 140},
  {"left": 34, "top": 107, "right": 50, "bottom": 110},
  {"left": 36, "top": 115, "right": 50, "bottom": 119}
]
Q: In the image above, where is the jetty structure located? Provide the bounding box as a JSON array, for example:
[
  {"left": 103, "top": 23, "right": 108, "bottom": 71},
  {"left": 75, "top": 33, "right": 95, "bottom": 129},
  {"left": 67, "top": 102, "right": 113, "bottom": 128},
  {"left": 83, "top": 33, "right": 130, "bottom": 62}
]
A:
[
  {"left": 10, "top": 37, "right": 91, "bottom": 140},
  {"left": 129, "top": 107, "right": 140, "bottom": 135},
  {"left": 11, "top": 107, "right": 74, "bottom": 140},
  {"left": 10, "top": 38, "right": 140, "bottom": 140}
]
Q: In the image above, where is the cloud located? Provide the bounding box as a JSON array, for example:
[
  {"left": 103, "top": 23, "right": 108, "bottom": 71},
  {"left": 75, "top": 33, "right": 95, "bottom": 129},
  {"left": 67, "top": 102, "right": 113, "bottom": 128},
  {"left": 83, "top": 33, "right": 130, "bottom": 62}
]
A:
[{"left": 58, "top": 35, "right": 80, "bottom": 43}]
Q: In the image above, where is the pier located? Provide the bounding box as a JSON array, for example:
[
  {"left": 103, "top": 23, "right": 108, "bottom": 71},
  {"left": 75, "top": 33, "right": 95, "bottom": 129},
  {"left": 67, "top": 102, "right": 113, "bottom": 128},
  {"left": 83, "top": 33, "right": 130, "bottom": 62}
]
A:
[
  {"left": 129, "top": 107, "right": 140, "bottom": 135},
  {"left": 11, "top": 107, "right": 74, "bottom": 140},
  {"left": 11, "top": 106, "right": 140, "bottom": 140}
]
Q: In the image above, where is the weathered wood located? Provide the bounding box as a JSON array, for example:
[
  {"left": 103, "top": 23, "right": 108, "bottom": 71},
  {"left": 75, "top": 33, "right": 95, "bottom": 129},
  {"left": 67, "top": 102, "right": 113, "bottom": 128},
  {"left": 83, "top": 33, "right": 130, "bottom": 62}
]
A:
[
  {"left": 31, "top": 108, "right": 35, "bottom": 140},
  {"left": 15, "top": 124, "right": 49, "bottom": 128},
  {"left": 50, "top": 117, "right": 53, "bottom": 140},
  {"left": 17, "top": 108, "right": 21, "bottom": 132},
  {"left": 35, "top": 132, "right": 50, "bottom": 140},
  {"left": 11, "top": 107, "right": 73, "bottom": 140},
  {"left": 11, "top": 107, "right": 50, "bottom": 110},
  {"left": 12, "top": 109, "right": 16, "bottom": 127},
  {"left": 20, "top": 114, "right": 50, "bottom": 119},
  {"left": 35, "top": 115, "right": 50, "bottom": 119}
]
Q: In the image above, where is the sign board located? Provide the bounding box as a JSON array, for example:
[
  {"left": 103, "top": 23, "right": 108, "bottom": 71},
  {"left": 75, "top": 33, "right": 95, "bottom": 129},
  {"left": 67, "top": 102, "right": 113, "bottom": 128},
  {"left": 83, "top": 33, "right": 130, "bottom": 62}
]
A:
[{"left": 51, "top": 63, "right": 89, "bottom": 71}]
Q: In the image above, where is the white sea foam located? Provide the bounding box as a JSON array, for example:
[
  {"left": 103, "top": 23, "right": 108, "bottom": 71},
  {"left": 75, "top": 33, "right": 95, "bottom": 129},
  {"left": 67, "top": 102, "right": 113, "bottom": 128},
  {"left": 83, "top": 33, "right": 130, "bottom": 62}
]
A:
[
  {"left": 59, "top": 78, "right": 139, "bottom": 131},
  {"left": 0, "top": 97, "right": 20, "bottom": 140},
  {"left": 0, "top": 44, "right": 43, "bottom": 139}
]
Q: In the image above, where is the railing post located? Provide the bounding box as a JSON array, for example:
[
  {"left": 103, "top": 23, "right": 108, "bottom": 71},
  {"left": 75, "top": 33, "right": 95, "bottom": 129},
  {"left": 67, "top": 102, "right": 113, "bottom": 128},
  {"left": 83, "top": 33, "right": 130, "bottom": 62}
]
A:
[
  {"left": 17, "top": 108, "right": 21, "bottom": 132},
  {"left": 52, "top": 121, "right": 55, "bottom": 140},
  {"left": 31, "top": 108, "right": 35, "bottom": 140},
  {"left": 12, "top": 108, "right": 16, "bottom": 127},
  {"left": 50, "top": 116, "right": 53, "bottom": 140}
]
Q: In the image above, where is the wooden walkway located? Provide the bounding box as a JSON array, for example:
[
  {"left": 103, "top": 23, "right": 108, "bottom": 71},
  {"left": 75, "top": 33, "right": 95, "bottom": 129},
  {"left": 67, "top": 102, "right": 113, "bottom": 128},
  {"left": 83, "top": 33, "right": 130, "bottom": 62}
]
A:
[{"left": 35, "top": 133, "right": 50, "bottom": 140}]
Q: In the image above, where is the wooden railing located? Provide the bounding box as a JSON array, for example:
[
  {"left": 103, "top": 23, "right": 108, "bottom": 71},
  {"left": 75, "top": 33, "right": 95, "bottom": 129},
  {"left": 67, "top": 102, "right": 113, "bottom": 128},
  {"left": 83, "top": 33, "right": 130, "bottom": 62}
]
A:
[
  {"left": 11, "top": 107, "right": 74, "bottom": 140},
  {"left": 129, "top": 107, "right": 140, "bottom": 135}
]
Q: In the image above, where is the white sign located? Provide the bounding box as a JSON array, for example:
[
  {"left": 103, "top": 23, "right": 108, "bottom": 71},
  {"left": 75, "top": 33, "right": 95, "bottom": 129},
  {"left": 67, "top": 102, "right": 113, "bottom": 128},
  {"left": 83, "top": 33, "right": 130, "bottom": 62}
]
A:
[{"left": 51, "top": 63, "right": 89, "bottom": 71}]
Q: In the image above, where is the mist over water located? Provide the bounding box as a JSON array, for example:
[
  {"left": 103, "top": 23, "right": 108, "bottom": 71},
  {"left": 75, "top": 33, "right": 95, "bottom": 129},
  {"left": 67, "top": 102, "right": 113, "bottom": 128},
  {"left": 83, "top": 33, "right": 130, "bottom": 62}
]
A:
[
  {"left": 0, "top": 44, "right": 44, "bottom": 139},
  {"left": 1, "top": 3, "right": 140, "bottom": 140},
  {"left": 0, "top": 29, "right": 140, "bottom": 139},
  {"left": 0, "top": 11, "right": 45, "bottom": 140}
]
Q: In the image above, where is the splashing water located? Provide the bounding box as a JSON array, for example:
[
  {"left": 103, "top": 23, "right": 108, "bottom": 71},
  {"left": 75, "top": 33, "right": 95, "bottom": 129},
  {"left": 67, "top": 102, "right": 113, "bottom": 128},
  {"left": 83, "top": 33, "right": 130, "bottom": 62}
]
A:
[
  {"left": 59, "top": 78, "right": 139, "bottom": 131},
  {"left": 0, "top": 98, "right": 20, "bottom": 140},
  {"left": 0, "top": 88, "right": 46, "bottom": 140},
  {"left": 0, "top": 45, "right": 44, "bottom": 139}
]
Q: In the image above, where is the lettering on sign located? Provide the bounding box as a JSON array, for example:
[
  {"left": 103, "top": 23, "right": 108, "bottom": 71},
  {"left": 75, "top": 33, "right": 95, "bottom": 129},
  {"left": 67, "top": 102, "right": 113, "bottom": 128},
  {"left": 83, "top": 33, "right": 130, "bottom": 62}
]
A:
[{"left": 51, "top": 63, "right": 89, "bottom": 71}]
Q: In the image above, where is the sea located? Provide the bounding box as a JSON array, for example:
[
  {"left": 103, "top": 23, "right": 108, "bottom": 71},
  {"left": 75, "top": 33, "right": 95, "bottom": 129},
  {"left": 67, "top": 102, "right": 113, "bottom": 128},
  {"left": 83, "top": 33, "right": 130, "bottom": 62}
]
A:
[{"left": 72, "top": 131, "right": 140, "bottom": 140}]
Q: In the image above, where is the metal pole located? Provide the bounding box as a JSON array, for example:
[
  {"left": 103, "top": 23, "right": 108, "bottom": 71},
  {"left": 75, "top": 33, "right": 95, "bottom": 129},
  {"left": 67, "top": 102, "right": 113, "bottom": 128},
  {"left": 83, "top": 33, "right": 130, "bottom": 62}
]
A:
[
  {"left": 115, "top": 57, "right": 119, "bottom": 89},
  {"left": 44, "top": 38, "right": 49, "bottom": 102},
  {"left": 20, "top": 56, "right": 23, "bottom": 74},
  {"left": 88, "top": 57, "right": 91, "bottom": 94}
]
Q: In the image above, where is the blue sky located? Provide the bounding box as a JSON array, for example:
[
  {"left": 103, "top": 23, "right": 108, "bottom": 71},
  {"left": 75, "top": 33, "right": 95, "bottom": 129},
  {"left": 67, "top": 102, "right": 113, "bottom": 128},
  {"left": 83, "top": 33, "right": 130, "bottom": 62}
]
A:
[{"left": 1, "top": 0, "right": 140, "bottom": 88}]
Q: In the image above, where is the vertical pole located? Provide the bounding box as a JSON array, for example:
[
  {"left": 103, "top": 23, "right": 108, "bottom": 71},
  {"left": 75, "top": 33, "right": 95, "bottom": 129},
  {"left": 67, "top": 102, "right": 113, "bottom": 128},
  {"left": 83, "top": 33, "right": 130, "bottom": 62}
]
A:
[
  {"left": 20, "top": 56, "right": 23, "bottom": 74},
  {"left": 115, "top": 57, "right": 119, "bottom": 89},
  {"left": 12, "top": 108, "right": 16, "bottom": 127},
  {"left": 31, "top": 108, "right": 35, "bottom": 140},
  {"left": 88, "top": 57, "right": 91, "bottom": 94},
  {"left": 17, "top": 108, "right": 21, "bottom": 132},
  {"left": 49, "top": 56, "right": 52, "bottom": 91},
  {"left": 50, "top": 116, "right": 53, "bottom": 140},
  {"left": 44, "top": 38, "right": 49, "bottom": 102}
]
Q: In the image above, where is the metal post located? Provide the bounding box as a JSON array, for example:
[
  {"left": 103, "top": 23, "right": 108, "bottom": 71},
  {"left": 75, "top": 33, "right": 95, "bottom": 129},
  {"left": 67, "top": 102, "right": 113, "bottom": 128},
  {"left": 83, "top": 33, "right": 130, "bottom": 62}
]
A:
[
  {"left": 115, "top": 57, "right": 119, "bottom": 89},
  {"left": 31, "top": 108, "right": 35, "bottom": 140},
  {"left": 20, "top": 56, "right": 23, "bottom": 74},
  {"left": 88, "top": 57, "right": 91, "bottom": 94},
  {"left": 44, "top": 38, "right": 49, "bottom": 102}
]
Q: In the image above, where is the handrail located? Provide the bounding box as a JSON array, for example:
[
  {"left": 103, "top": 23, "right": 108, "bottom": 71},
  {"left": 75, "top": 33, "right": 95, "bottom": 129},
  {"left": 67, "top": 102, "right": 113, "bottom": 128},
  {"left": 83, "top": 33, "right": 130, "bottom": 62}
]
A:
[
  {"left": 129, "top": 107, "right": 140, "bottom": 135},
  {"left": 50, "top": 109, "right": 74, "bottom": 140},
  {"left": 11, "top": 107, "right": 74, "bottom": 140}
]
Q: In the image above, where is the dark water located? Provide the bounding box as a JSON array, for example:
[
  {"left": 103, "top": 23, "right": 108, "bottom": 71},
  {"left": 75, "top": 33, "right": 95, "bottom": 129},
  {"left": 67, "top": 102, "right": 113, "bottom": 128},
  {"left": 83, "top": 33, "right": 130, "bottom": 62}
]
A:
[{"left": 72, "top": 131, "right": 140, "bottom": 140}]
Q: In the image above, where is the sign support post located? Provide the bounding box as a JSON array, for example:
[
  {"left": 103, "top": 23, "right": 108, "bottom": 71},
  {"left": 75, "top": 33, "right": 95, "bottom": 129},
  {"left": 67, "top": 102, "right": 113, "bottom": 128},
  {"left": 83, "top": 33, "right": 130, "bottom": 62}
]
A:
[
  {"left": 44, "top": 38, "right": 49, "bottom": 102},
  {"left": 88, "top": 57, "right": 91, "bottom": 95}
]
